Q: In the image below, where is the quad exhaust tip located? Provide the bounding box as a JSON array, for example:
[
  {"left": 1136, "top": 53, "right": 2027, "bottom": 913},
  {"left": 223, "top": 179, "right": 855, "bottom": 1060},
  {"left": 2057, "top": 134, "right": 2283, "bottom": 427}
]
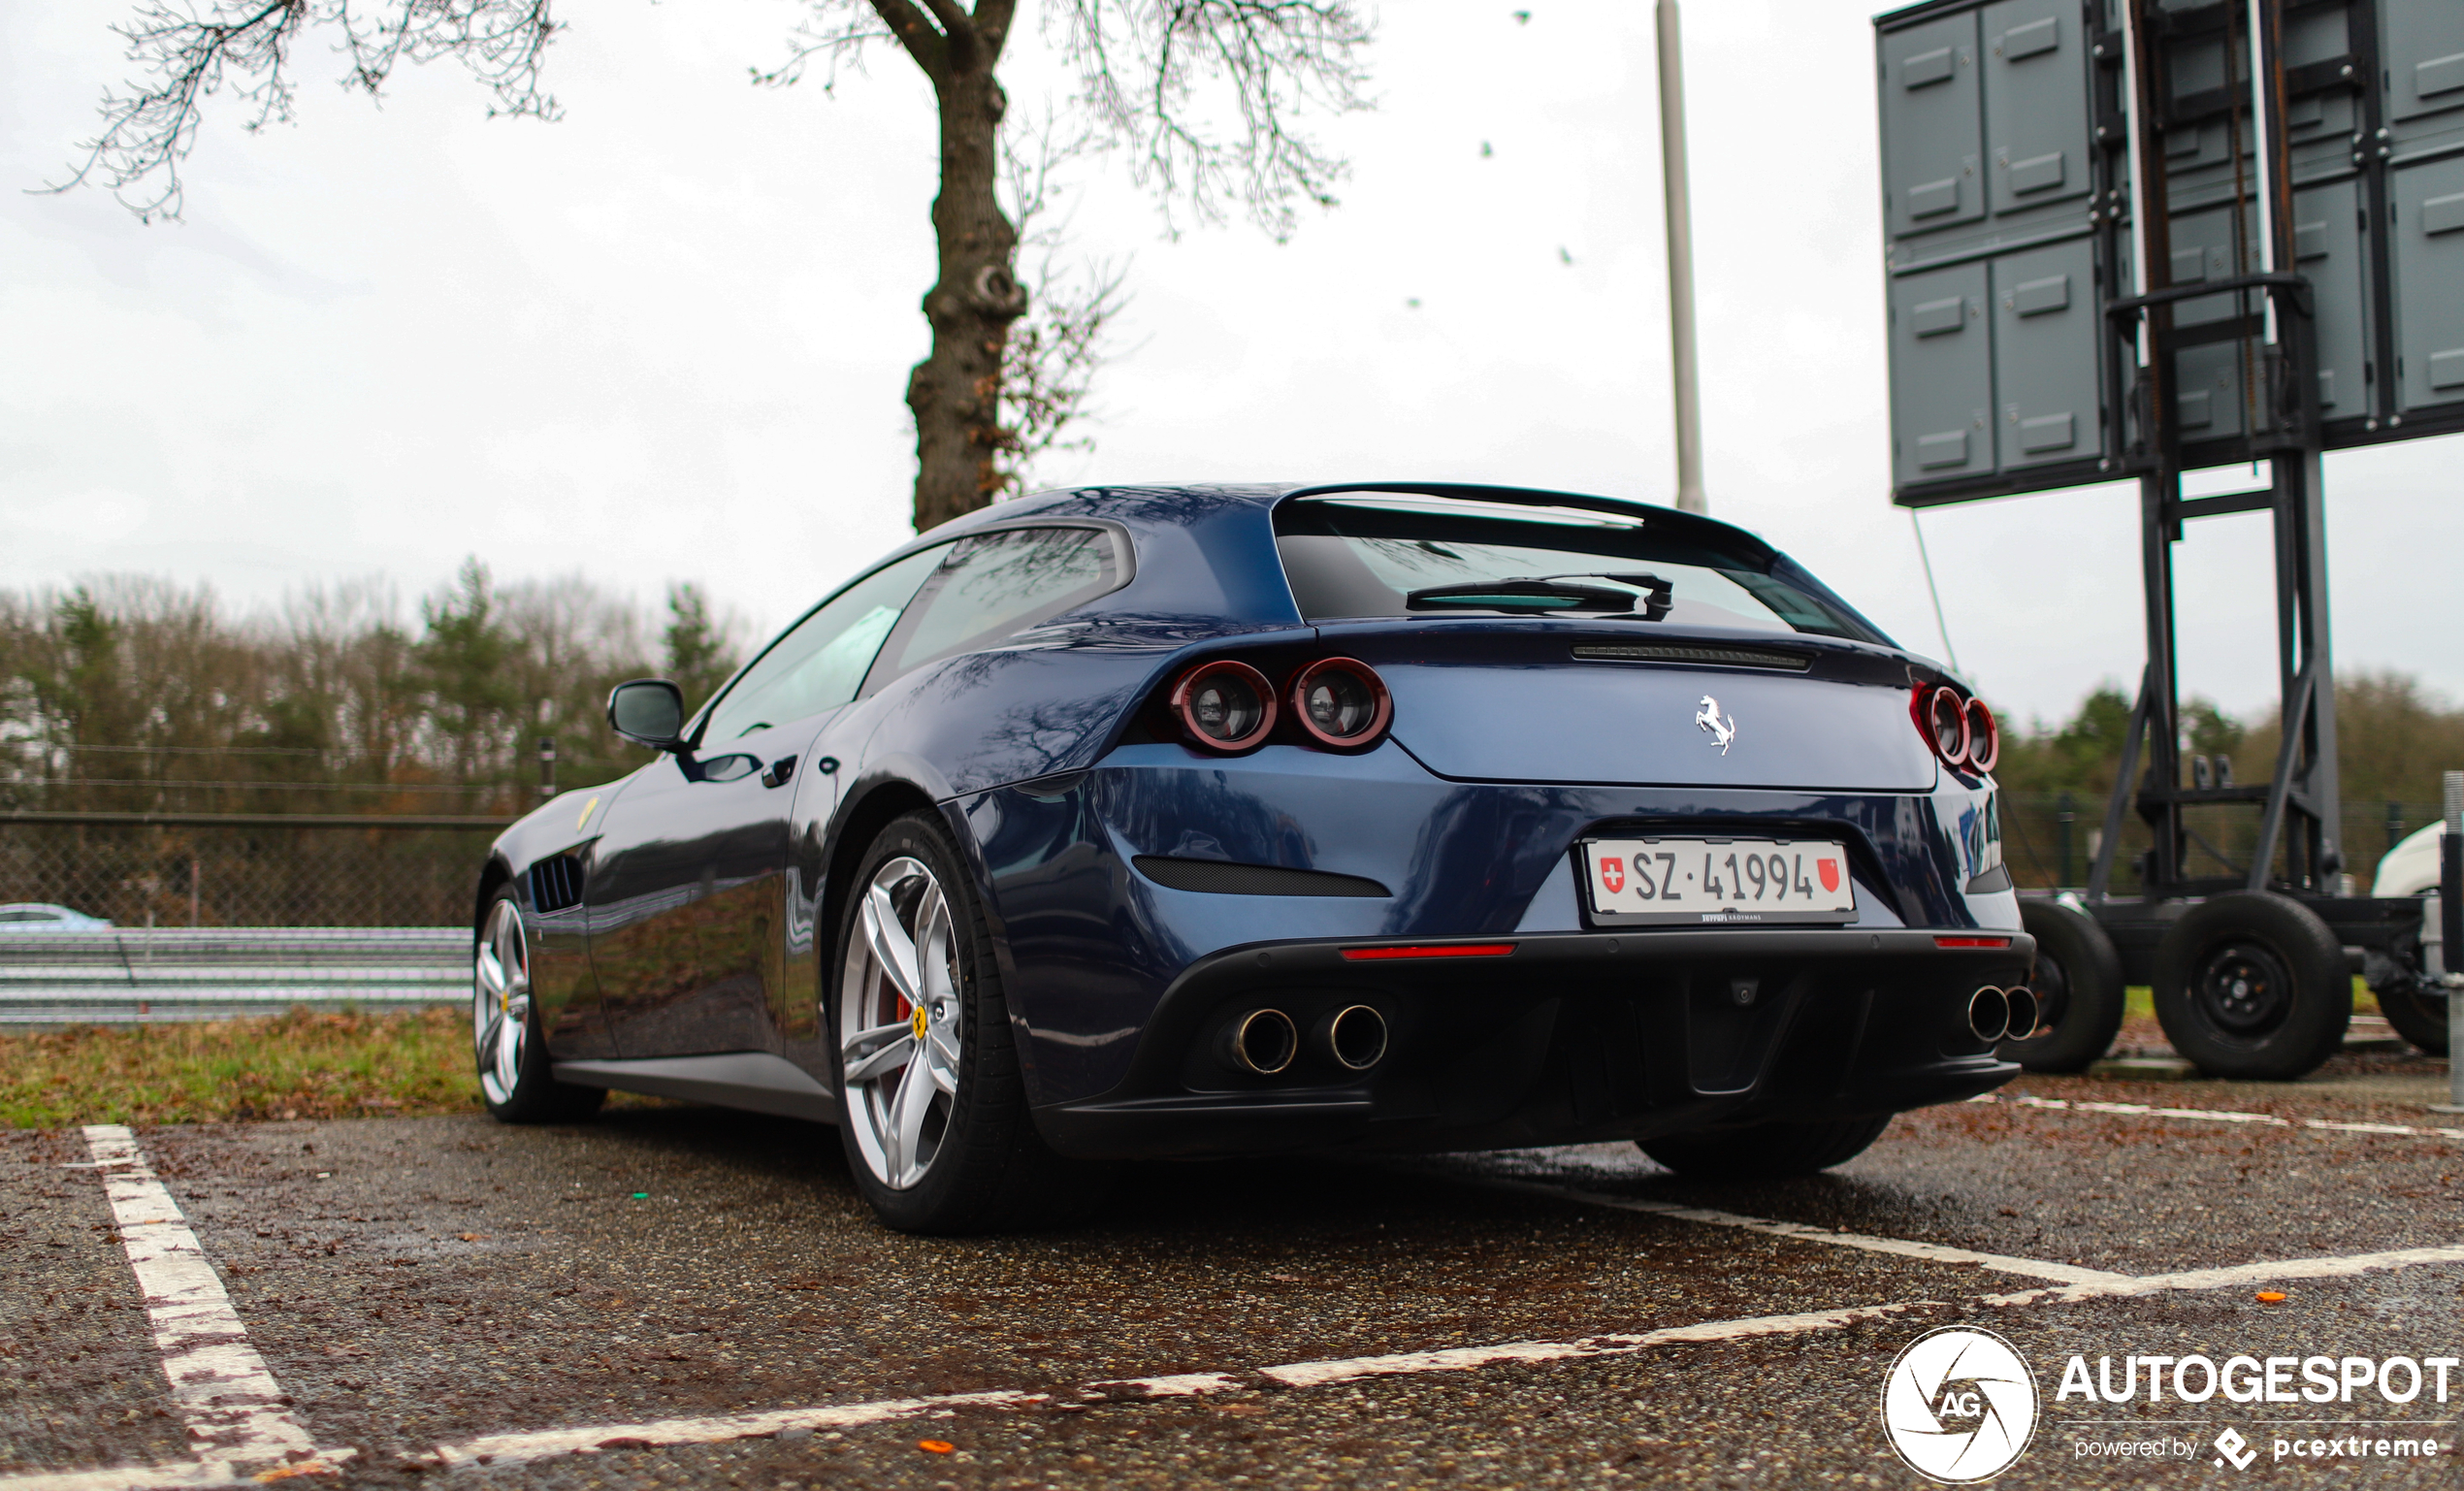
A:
[
  {"left": 1965, "top": 985, "right": 2039, "bottom": 1044},
  {"left": 1967, "top": 986, "right": 2011, "bottom": 1043},
  {"left": 1227, "top": 1009, "right": 1299, "bottom": 1074},
  {"left": 2003, "top": 986, "right": 2039, "bottom": 1042},
  {"left": 1317, "top": 1005, "right": 1389, "bottom": 1071}
]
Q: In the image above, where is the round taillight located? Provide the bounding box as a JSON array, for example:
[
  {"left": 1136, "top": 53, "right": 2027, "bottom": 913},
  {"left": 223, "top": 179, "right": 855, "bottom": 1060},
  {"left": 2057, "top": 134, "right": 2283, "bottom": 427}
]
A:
[
  {"left": 1925, "top": 685, "right": 1969, "bottom": 765},
  {"left": 1962, "top": 696, "right": 1998, "bottom": 773},
  {"left": 1289, "top": 658, "right": 1393, "bottom": 749},
  {"left": 1172, "top": 660, "right": 1277, "bottom": 751}
]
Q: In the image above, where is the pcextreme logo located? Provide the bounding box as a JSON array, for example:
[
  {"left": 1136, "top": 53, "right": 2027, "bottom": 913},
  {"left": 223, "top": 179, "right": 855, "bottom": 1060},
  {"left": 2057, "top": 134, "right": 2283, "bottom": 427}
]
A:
[{"left": 1881, "top": 1326, "right": 2041, "bottom": 1482}]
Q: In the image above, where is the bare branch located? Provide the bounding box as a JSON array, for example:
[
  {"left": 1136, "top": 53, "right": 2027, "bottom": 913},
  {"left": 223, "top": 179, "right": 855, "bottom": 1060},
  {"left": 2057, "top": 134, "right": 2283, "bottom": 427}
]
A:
[
  {"left": 1053, "top": 0, "right": 1372, "bottom": 241},
  {"left": 992, "top": 111, "right": 1132, "bottom": 494},
  {"left": 752, "top": 4, "right": 904, "bottom": 92},
  {"left": 48, "top": 0, "right": 563, "bottom": 222}
]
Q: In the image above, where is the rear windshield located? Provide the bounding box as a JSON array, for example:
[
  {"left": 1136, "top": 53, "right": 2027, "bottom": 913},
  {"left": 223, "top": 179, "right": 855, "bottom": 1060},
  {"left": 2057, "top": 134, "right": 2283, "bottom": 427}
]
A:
[{"left": 1274, "top": 495, "right": 1882, "bottom": 641}]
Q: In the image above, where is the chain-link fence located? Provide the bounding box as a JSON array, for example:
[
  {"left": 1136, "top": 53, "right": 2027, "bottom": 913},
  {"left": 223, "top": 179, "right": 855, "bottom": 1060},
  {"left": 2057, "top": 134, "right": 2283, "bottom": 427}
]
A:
[
  {"left": 2000, "top": 794, "right": 2445, "bottom": 894},
  {"left": 0, "top": 815, "right": 503, "bottom": 1024},
  {"left": 0, "top": 815, "right": 505, "bottom": 928}
]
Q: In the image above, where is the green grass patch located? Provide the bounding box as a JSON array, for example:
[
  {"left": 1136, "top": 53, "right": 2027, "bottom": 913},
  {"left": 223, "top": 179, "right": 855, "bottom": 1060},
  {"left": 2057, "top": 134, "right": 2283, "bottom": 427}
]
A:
[{"left": 0, "top": 1006, "right": 484, "bottom": 1128}]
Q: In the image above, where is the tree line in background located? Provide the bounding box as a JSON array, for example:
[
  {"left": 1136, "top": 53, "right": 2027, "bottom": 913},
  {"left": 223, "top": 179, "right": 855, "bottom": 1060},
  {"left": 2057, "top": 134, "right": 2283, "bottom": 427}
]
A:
[
  {"left": 0, "top": 565, "right": 747, "bottom": 819},
  {"left": 1989, "top": 670, "right": 2464, "bottom": 889},
  {"left": 7, "top": 569, "right": 2462, "bottom": 889}
]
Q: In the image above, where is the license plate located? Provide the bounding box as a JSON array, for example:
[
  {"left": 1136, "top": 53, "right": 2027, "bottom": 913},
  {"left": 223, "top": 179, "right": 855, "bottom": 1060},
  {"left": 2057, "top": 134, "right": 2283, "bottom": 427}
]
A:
[{"left": 1581, "top": 837, "right": 1857, "bottom": 925}]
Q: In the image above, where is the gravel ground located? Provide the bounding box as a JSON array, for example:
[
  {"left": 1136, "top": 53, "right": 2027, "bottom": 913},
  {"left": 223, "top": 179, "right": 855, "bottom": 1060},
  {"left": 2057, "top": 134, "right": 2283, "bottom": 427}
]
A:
[{"left": 2, "top": 1050, "right": 2456, "bottom": 1489}]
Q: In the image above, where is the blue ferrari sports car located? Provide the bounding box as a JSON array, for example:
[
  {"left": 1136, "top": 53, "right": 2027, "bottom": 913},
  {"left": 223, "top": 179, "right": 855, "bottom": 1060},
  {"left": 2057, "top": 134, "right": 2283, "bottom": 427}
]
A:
[{"left": 471, "top": 483, "right": 2032, "bottom": 1232}]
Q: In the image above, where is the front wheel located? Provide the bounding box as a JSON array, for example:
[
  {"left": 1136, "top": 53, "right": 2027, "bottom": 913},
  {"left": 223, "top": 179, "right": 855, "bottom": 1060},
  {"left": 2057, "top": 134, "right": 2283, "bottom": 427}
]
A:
[
  {"left": 1637, "top": 1114, "right": 1892, "bottom": 1180},
  {"left": 472, "top": 890, "right": 603, "bottom": 1123},
  {"left": 832, "top": 812, "right": 1109, "bottom": 1234}
]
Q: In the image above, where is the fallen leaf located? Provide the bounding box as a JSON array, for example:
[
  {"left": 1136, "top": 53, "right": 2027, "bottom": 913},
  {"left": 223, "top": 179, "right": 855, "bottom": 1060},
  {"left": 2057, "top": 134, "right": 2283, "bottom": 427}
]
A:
[
  {"left": 252, "top": 1462, "right": 332, "bottom": 1482},
  {"left": 918, "top": 1440, "right": 955, "bottom": 1454},
  {"left": 2256, "top": 1291, "right": 2287, "bottom": 1304},
  {"left": 456, "top": 1233, "right": 487, "bottom": 1242}
]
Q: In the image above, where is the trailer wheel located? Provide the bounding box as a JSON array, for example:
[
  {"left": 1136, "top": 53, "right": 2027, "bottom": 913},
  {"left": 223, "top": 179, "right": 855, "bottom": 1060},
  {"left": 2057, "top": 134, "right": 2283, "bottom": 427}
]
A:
[
  {"left": 2375, "top": 980, "right": 2450, "bottom": 1055},
  {"left": 2153, "top": 891, "right": 2351, "bottom": 1080},
  {"left": 2002, "top": 899, "right": 2125, "bottom": 1072}
]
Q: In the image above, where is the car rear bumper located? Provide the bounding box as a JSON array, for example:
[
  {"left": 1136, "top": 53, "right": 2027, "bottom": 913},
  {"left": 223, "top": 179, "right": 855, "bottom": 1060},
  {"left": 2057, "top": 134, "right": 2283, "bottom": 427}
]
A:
[{"left": 1029, "top": 926, "right": 2031, "bottom": 1160}]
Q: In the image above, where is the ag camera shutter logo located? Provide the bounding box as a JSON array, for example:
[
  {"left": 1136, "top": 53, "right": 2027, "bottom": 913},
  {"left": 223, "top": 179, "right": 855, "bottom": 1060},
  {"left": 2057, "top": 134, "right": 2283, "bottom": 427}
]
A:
[{"left": 1881, "top": 1326, "right": 2040, "bottom": 1482}]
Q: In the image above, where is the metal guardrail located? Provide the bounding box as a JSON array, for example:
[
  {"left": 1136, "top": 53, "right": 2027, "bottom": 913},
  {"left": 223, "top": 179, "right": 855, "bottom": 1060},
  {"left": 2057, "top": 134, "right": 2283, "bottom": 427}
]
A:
[{"left": 0, "top": 927, "right": 470, "bottom": 1025}]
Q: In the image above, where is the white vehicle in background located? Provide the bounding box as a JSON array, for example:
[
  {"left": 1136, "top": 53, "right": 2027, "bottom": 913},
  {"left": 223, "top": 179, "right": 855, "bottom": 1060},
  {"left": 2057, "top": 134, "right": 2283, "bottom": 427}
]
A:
[
  {"left": 0, "top": 903, "right": 114, "bottom": 930},
  {"left": 2367, "top": 824, "right": 2449, "bottom": 1055},
  {"left": 2375, "top": 822, "right": 2447, "bottom": 898}
]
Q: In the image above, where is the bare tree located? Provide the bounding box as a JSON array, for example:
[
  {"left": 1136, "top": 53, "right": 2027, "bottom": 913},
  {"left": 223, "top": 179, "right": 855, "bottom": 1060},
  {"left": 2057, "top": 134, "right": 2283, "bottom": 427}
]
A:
[{"left": 53, "top": 0, "right": 1374, "bottom": 532}]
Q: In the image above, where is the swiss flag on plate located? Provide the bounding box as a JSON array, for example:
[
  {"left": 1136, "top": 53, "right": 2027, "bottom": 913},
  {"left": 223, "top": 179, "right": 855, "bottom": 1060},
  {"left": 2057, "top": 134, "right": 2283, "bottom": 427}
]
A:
[
  {"left": 1599, "top": 857, "right": 1626, "bottom": 895},
  {"left": 1817, "top": 858, "right": 1840, "bottom": 893}
]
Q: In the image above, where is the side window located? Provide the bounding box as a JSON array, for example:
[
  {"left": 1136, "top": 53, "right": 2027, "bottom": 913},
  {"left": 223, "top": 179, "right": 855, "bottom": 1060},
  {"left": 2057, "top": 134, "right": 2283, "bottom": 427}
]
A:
[
  {"left": 864, "top": 527, "right": 1125, "bottom": 688},
  {"left": 698, "top": 546, "right": 947, "bottom": 743}
]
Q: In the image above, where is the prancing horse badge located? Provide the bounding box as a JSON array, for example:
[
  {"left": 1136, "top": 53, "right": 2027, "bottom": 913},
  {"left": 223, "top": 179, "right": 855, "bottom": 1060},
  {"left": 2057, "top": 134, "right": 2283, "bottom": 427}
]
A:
[{"left": 1695, "top": 695, "right": 1737, "bottom": 755}]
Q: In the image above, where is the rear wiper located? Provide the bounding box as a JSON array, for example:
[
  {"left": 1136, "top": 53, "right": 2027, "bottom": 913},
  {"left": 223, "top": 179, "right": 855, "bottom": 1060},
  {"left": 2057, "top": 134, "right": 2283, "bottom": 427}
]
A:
[{"left": 1405, "top": 572, "right": 1673, "bottom": 621}]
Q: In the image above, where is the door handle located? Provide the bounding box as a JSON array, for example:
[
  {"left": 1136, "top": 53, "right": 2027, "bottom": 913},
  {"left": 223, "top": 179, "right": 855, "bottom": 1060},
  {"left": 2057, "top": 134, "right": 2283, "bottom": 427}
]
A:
[{"left": 761, "top": 756, "right": 797, "bottom": 789}]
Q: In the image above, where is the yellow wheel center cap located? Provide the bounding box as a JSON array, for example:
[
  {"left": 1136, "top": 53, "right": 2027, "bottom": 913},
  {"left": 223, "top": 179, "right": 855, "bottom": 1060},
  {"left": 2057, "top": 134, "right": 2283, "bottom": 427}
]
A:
[{"left": 912, "top": 1005, "right": 929, "bottom": 1042}]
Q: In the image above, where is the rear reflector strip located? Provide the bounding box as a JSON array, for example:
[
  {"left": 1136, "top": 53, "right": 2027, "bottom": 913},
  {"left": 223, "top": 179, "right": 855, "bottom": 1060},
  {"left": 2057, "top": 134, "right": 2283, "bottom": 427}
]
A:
[
  {"left": 1340, "top": 943, "right": 1518, "bottom": 961},
  {"left": 1933, "top": 935, "right": 2014, "bottom": 949}
]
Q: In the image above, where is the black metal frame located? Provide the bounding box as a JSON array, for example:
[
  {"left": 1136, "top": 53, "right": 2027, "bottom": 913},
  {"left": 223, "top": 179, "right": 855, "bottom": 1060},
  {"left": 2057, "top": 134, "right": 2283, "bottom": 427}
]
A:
[{"left": 2071, "top": 0, "right": 2351, "bottom": 912}]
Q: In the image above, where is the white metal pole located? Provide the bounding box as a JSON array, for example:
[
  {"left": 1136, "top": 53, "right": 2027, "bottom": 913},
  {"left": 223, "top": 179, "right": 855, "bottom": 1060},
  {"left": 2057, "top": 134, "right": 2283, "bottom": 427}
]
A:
[
  {"left": 2442, "top": 772, "right": 2463, "bottom": 1114},
  {"left": 1656, "top": 0, "right": 1708, "bottom": 515}
]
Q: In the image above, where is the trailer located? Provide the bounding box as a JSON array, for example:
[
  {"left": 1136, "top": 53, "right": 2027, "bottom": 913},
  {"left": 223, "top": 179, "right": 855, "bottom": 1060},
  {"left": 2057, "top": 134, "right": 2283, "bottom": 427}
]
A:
[{"left": 1872, "top": 0, "right": 2460, "bottom": 1078}]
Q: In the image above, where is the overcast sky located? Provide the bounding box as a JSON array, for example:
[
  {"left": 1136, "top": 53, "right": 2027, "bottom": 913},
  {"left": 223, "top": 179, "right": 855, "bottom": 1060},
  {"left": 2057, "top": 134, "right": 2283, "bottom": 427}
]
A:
[{"left": 4, "top": 0, "right": 2457, "bottom": 729}]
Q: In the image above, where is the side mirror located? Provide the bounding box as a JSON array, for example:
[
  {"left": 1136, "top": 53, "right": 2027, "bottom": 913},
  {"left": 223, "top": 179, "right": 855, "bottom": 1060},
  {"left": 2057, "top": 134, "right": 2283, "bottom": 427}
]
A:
[{"left": 607, "top": 679, "right": 687, "bottom": 751}]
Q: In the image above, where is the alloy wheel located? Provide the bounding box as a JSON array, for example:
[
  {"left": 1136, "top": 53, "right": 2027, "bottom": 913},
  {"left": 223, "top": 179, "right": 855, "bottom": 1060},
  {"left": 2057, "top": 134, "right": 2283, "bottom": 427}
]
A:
[
  {"left": 473, "top": 897, "right": 531, "bottom": 1105},
  {"left": 839, "top": 856, "right": 964, "bottom": 1190}
]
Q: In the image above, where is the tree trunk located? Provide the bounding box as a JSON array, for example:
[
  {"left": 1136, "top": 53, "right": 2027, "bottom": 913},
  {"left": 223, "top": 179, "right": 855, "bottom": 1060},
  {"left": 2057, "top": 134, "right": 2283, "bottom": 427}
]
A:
[{"left": 907, "top": 56, "right": 1023, "bottom": 534}]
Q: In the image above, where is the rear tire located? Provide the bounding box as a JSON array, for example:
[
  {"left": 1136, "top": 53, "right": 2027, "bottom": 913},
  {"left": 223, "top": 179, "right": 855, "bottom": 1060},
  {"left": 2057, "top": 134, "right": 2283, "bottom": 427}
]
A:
[
  {"left": 831, "top": 811, "right": 1111, "bottom": 1234},
  {"left": 1637, "top": 1114, "right": 1892, "bottom": 1180},
  {"left": 2152, "top": 891, "right": 2350, "bottom": 1080},
  {"left": 2001, "top": 899, "right": 2125, "bottom": 1072}
]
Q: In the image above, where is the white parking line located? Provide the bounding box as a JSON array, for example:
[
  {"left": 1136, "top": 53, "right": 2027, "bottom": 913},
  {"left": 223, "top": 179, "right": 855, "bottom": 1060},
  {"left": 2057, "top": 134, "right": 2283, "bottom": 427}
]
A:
[
  {"left": 434, "top": 1391, "right": 1049, "bottom": 1470},
  {"left": 1970, "top": 1092, "right": 2464, "bottom": 1141},
  {"left": 1475, "top": 1176, "right": 2131, "bottom": 1285},
  {"left": 1985, "top": 1244, "right": 2464, "bottom": 1307},
  {"left": 76, "top": 1127, "right": 330, "bottom": 1475}
]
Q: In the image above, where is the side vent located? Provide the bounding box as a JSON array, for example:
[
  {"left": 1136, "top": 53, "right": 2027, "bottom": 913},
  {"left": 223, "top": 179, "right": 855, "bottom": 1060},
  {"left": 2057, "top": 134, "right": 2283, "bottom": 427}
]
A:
[
  {"left": 1572, "top": 644, "right": 1813, "bottom": 671},
  {"left": 530, "top": 853, "right": 585, "bottom": 914},
  {"left": 1132, "top": 856, "right": 1390, "bottom": 898}
]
